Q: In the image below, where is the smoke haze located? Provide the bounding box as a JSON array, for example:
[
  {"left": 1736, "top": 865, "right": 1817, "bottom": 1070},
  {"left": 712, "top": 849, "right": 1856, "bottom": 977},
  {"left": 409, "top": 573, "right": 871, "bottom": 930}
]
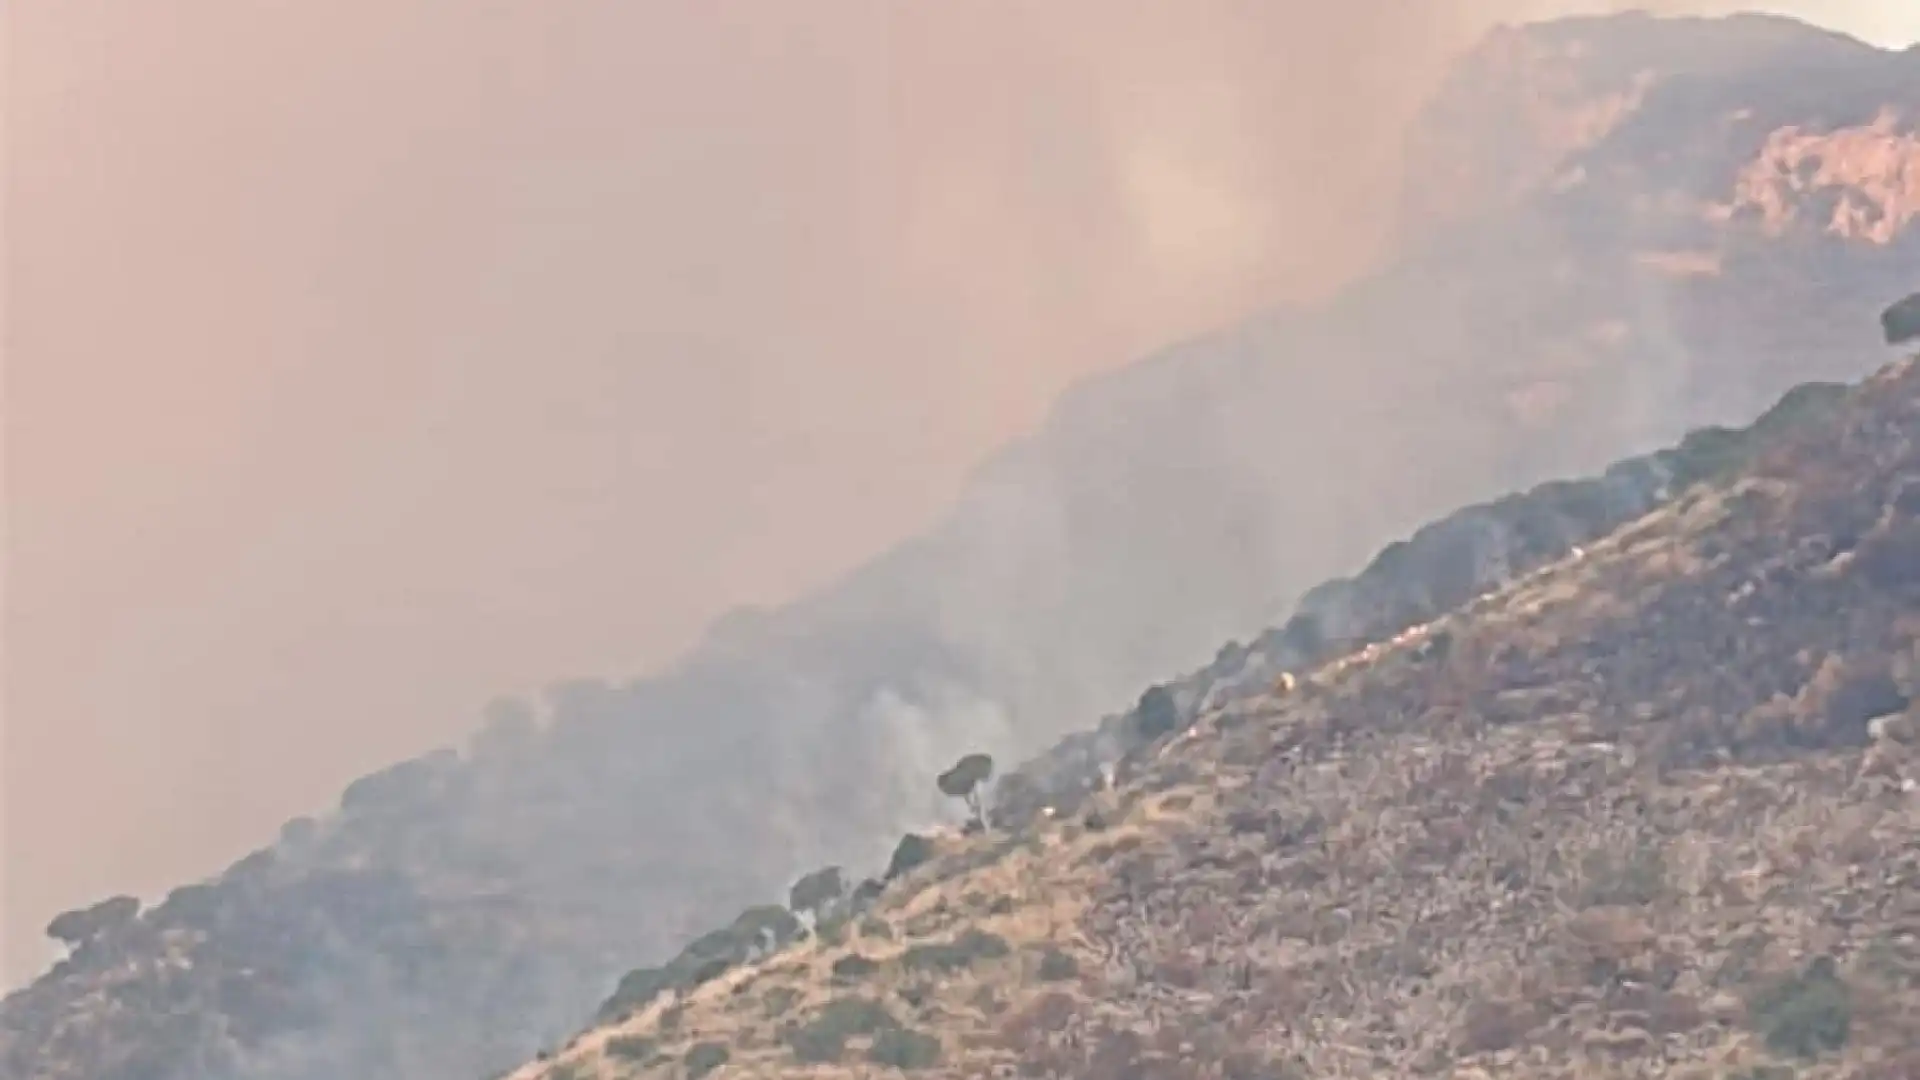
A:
[{"left": 5, "top": 0, "right": 1917, "bottom": 987}]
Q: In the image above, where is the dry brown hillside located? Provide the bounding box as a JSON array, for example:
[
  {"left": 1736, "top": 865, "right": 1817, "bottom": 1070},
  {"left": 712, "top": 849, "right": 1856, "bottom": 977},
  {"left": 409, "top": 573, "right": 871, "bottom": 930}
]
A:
[{"left": 513, "top": 357, "right": 1920, "bottom": 1080}]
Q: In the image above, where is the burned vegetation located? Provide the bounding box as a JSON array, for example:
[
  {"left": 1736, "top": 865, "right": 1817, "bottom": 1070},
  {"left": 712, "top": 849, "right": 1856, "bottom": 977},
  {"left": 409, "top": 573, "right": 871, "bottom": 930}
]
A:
[{"left": 505, "top": 358, "right": 1920, "bottom": 1079}]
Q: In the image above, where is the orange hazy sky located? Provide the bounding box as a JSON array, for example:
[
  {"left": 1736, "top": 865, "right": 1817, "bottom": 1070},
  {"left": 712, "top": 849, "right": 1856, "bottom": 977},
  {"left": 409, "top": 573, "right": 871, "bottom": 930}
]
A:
[{"left": 5, "top": 0, "right": 1916, "bottom": 986}]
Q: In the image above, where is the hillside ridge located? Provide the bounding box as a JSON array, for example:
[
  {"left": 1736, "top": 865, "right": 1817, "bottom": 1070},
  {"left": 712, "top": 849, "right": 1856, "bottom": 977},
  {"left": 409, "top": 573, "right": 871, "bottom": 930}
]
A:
[{"left": 509, "top": 350, "right": 1920, "bottom": 1079}]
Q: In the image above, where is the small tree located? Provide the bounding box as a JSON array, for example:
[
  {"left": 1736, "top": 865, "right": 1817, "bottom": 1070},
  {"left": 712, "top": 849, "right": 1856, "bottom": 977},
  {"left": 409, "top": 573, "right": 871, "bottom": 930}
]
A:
[
  {"left": 1135, "top": 684, "right": 1180, "bottom": 739},
  {"left": 46, "top": 895, "right": 139, "bottom": 948},
  {"left": 885, "top": 835, "right": 933, "bottom": 881},
  {"left": 1882, "top": 291, "right": 1920, "bottom": 346},
  {"left": 937, "top": 753, "right": 994, "bottom": 831},
  {"left": 788, "top": 866, "right": 847, "bottom": 923}
]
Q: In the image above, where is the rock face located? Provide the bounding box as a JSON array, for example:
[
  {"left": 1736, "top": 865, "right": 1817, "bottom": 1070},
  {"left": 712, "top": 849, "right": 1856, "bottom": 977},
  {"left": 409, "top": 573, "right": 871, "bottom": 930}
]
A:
[
  {"left": 507, "top": 353, "right": 1920, "bottom": 1080},
  {"left": 6, "top": 13, "right": 1920, "bottom": 1080}
]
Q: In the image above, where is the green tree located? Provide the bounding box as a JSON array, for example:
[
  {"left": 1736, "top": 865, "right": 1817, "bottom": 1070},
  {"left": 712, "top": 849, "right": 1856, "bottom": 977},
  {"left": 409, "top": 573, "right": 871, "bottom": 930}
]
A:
[
  {"left": 788, "top": 866, "right": 847, "bottom": 921},
  {"left": 937, "top": 753, "right": 994, "bottom": 831},
  {"left": 46, "top": 895, "right": 139, "bottom": 947},
  {"left": 1136, "top": 684, "right": 1180, "bottom": 739},
  {"left": 885, "top": 834, "right": 933, "bottom": 880}
]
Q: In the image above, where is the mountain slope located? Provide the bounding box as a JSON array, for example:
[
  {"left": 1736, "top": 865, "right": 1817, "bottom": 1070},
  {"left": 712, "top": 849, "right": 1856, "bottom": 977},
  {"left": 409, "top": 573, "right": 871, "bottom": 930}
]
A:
[
  {"left": 510, "top": 352, "right": 1920, "bottom": 1080},
  {"left": 1394, "top": 10, "right": 1881, "bottom": 244},
  {"left": 5, "top": 13, "right": 1919, "bottom": 1080}
]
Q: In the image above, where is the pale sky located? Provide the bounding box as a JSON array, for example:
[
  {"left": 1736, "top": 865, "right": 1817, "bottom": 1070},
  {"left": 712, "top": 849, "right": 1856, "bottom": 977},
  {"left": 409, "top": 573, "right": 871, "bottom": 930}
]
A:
[{"left": 3, "top": 1, "right": 1914, "bottom": 987}]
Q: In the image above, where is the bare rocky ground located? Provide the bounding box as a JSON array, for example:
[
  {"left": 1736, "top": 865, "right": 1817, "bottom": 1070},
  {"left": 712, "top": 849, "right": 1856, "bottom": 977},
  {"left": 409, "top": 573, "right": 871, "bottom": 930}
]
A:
[{"left": 514, "top": 356, "right": 1920, "bottom": 1080}]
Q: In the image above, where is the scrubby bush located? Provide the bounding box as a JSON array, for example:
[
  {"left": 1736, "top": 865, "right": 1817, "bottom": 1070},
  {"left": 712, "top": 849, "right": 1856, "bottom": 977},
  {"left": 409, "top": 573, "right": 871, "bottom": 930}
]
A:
[
  {"left": 1037, "top": 947, "right": 1080, "bottom": 982},
  {"left": 1135, "top": 685, "right": 1180, "bottom": 739},
  {"left": 789, "top": 866, "right": 847, "bottom": 921},
  {"left": 46, "top": 895, "right": 140, "bottom": 947},
  {"left": 789, "top": 998, "right": 897, "bottom": 1063},
  {"left": 886, "top": 834, "right": 934, "bottom": 881},
  {"left": 1855, "top": 520, "right": 1920, "bottom": 591},
  {"left": 600, "top": 967, "right": 672, "bottom": 1021},
  {"left": 598, "top": 905, "right": 804, "bottom": 1020},
  {"left": 1821, "top": 661, "right": 1907, "bottom": 743},
  {"left": 1579, "top": 844, "right": 1667, "bottom": 907},
  {"left": 815, "top": 915, "right": 850, "bottom": 947},
  {"left": 684, "top": 1041, "right": 731, "bottom": 1079},
  {"left": 604, "top": 1034, "right": 660, "bottom": 1063},
  {"left": 761, "top": 985, "right": 800, "bottom": 1017},
  {"left": 868, "top": 1026, "right": 944, "bottom": 1069},
  {"left": 851, "top": 877, "right": 887, "bottom": 911},
  {"left": 832, "top": 953, "right": 880, "bottom": 981},
  {"left": 1748, "top": 956, "right": 1852, "bottom": 1059},
  {"left": 900, "top": 929, "right": 1011, "bottom": 974},
  {"left": 1728, "top": 1066, "right": 1795, "bottom": 1080},
  {"left": 1882, "top": 291, "right": 1920, "bottom": 345}
]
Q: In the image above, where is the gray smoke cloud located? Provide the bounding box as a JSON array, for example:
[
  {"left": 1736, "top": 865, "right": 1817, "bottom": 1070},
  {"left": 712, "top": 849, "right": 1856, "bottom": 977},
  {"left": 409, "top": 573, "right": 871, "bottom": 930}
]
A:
[{"left": 5, "top": 0, "right": 1916, "bottom": 995}]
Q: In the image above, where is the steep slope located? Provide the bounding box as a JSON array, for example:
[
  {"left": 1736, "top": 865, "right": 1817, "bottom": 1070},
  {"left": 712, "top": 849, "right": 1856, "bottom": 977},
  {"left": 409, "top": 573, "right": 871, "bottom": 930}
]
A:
[
  {"left": 6, "top": 13, "right": 1919, "bottom": 1080},
  {"left": 508, "top": 352, "right": 1920, "bottom": 1080}
]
